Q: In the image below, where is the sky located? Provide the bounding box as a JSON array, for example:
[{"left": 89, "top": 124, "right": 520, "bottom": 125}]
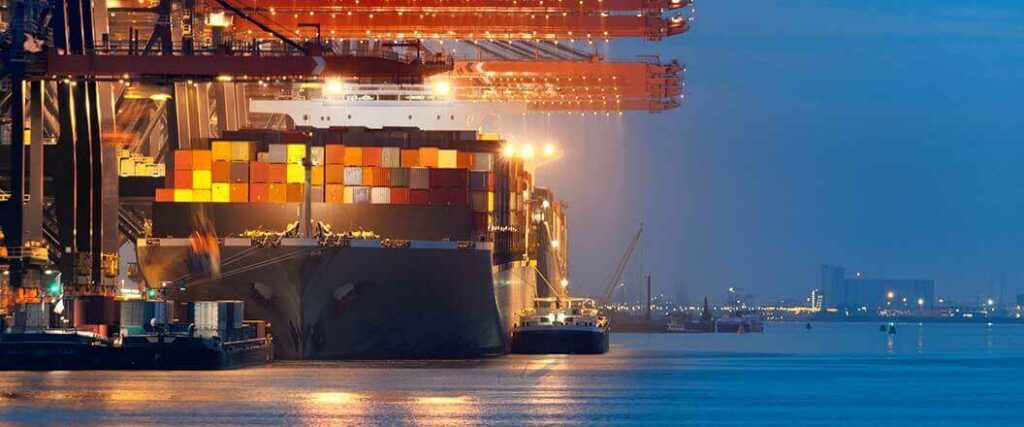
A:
[{"left": 519, "top": 0, "right": 1024, "bottom": 304}]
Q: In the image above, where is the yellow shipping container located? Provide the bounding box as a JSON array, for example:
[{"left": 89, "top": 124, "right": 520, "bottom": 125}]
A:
[
  {"left": 438, "top": 149, "right": 458, "bottom": 168},
  {"left": 343, "top": 187, "right": 354, "bottom": 204},
  {"left": 173, "top": 189, "right": 194, "bottom": 202},
  {"left": 488, "top": 192, "right": 494, "bottom": 212},
  {"left": 287, "top": 164, "right": 305, "bottom": 183},
  {"left": 192, "top": 170, "right": 212, "bottom": 189},
  {"left": 193, "top": 189, "right": 212, "bottom": 202},
  {"left": 287, "top": 144, "right": 306, "bottom": 164},
  {"left": 230, "top": 142, "right": 252, "bottom": 162},
  {"left": 212, "top": 183, "right": 231, "bottom": 202},
  {"left": 311, "top": 166, "right": 325, "bottom": 186},
  {"left": 211, "top": 141, "right": 231, "bottom": 161}
]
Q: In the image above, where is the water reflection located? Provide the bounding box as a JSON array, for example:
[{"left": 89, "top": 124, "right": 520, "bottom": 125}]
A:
[{"left": 409, "top": 395, "right": 478, "bottom": 426}]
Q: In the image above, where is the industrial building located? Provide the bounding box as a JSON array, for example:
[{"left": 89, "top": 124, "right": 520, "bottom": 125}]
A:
[{"left": 820, "top": 265, "right": 935, "bottom": 310}]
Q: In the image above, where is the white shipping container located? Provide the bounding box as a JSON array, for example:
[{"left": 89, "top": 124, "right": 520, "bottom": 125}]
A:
[
  {"left": 343, "top": 167, "right": 363, "bottom": 186},
  {"left": 471, "top": 153, "right": 493, "bottom": 172},
  {"left": 380, "top": 147, "right": 401, "bottom": 168},
  {"left": 310, "top": 146, "right": 325, "bottom": 166},
  {"left": 371, "top": 187, "right": 391, "bottom": 204}
]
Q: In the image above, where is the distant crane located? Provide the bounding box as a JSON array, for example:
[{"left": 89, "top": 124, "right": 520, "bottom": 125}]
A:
[{"left": 599, "top": 224, "right": 644, "bottom": 306}]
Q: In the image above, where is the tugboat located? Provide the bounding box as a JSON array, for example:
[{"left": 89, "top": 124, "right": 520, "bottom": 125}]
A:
[
  {"left": 715, "top": 310, "right": 765, "bottom": 333},
  {"left": 510, "top": 297, "right": 609, "bottom": 354}
]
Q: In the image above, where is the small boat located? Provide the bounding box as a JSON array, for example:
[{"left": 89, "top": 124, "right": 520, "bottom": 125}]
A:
[
  {"left": 805, "top": 322, "right": 812, "bottom": 330},
  {"left": 716, "top": 310, "right": 765, "bottom": 333},
  {"left": 511, "top": 297, "right": 609, "bottom": 354}
]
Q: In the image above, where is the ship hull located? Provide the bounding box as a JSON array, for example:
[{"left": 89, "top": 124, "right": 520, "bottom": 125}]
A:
[
  {"left": 510, "top": 327, "right": 609, "bottom": 355},
  {"left": 137, "top": 239, "right": 533, "bottom": 359}
]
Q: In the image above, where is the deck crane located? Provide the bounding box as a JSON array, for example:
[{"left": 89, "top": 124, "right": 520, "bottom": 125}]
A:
[{"left": 599, "top": 225, "right": 644, "bottom": 306}]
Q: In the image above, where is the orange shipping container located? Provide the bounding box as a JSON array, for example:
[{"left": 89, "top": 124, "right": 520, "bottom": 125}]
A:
[
  {"left": 268, "top": 183, "right": 287, "bottom": 202},
  {"left": 250, "top": 183, "right": 269, "bottom": 202},
  {"left": 173, "top": 170, "right": 192, "bottom": 188},
  {"left": 212, "top": 161, "right": 231, "bottom": 182},
  {"left": 229, "top": 183, "right": 248, "bottom": 202},
  {"left": 457, "top": 152, "right": 473, "bottom": 169},
  {"left": 362, "top": 147, "right": 382, "bottom": 167},
  {"left": 326, "top": 184, "right": 345, "bottom": 203},
  {"left": 401, "top": 149, "right": 420, "bottom": 167},
  {"left": 250, "top": 162, "right": 270, "bottom": 183},
  {"left": 173, "top": 150, "right": 193, "bottom": 170},
  {"left": 192, "top": 150, "right": 212, "bottom": 170},
  {"left": 343, "top": 147, "right": 363, "bottom": 166},
  {"left": 286, "top": 183, "right": 304, "bottom": 202},
  {"left": 325, "top": 145, "right": 345, "bottom": 164},
  {"left": 269, "top": 164, "right": 287, "bottom": 183},
  {"left": 419, "top": 147, "right": 439, "bottom": 168},
  {"left": 361, "top": 167, "right": 374, "bottom": 186},
  {"left": 311, "top": 166, "right": 325, "bottom": 186},
  {"left": 155, "top": 188, "right": 174, "bottom": 202},
  {"left": 325, "top": 164, "right": 344, "bottom": 184}
]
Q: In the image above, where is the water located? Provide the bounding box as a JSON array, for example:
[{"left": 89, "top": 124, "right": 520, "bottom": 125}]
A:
[{"left": 2, "top": 322, "right": 1023, "bottom": 426}]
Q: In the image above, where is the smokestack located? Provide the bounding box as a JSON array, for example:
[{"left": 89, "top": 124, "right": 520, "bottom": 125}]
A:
[{"left": 645, "top": 273, "right": 652, "bottom": 323}]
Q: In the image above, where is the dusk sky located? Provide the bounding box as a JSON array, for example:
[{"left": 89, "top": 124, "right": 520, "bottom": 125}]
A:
[{"left": 521, "top": 0, "right": 1024, "bottom": 304}]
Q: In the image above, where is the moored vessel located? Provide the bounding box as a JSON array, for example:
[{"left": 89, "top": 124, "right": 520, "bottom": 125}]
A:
[{"left": 511, "top": 297, "right": 609, "bottom": 354}]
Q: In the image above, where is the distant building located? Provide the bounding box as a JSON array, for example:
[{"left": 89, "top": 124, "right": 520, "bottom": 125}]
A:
[
  {"left": 809, "top": 288, "right": 824, "bottom": 311},
  {"left": 821, "top": 265, "right": 934, "bottom": 310},
  {"left": 820, "top": 265, "right": 845, "bottom": 308}
]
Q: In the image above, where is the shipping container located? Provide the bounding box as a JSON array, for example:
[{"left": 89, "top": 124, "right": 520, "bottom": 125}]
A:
[
  {"left": 120, "top": 300, "right": 173, "bottom": 335},
  {"left": 269, "top": 163, "right": 287, "bottom": 183},
  {"left": 268, "top": 144, "right": 287, "bottom": 163},
  {"left": 449, "top": 188, "right": 468, "bottom": 205},
  {"left": 286, "top": 144, "right": 306, "bottom": 164},
  {"left": 343, "top": 186, "right": 354, "bottom": 204},
  {"left": 469, "top": 171, "right": 489, "bottom": 191},
  {"left": 174, "top": 169, "right": 192, "bottom": 188},
  {"left": 325, "top": 144, "right": 345, "bottom": 164},
  {"left": 155, "top": 188, "right": 174, "bottom": 202},
  {"left": 230, "top": 142, "right": 253, "bottom": 162},
  {"left": 344, "top": 147, "right": 363, "bottom": 166},
  {"left": 230, "top": 162, "right": 249, "bottom": 183},
  {"left": 419, "top": 147, "right": 439, "bottom": 168},
  {"left": 390, "top": 187, "right": 410, "bottom": 205},
  {"left": 472, "top": 152, "right": 493, "bottom": 172},
  {"left": 286, "top": 183, "right": 304, "bottom": 202},
  {"left": 428, "top": 189, "right": 447, "bottom": 205},
  {"left": 343, "top": 167, "right": 363, "bottom": 186},
  {"left": 389, "top": 168, "right": 410, "bottom": 187},
  {"left": 212, "top": 183, "right": 230, "bottom": 202},
  {"left": 230, "top": 183, "right": 249, "bottom": 202},
  {"left": 191, "top": 170, "right": 212, "bottom": 189},
  {"left": 381, "top": 147, "right": 401, "bottom": 168},
  {"left": 310, "top": 146, "right": 325, "bottom": 166},
  {"left": 326, "top": 164, "right": 344, "bottom": 184},
  {"left": 326, "top": 184, "right": 345, "bottom": 203},
  {"left": 409, "top": 168, "right": 430, "bottom": 189},
  {"left": 438, "top": 149, "right": 458, "bottom": 168},
  {"left": 473, "top": 212, "right": 490, "bottom": 231},
  {"left": 471, "top": 191, "right": 488, "bottom": 213},
  {"left": 249, "top": 183, "right": 268, "bottom": 202},
  {"left": 212, "top": 161, "right": 231, "bottom": 182},
  {"left": 250, "top": 162, "right": 269, "bottom": 183},
  {"left": 371, "top": 187, "right": 390, "bottom": 204},
  {"left": 211, "top": 141, "right": 232, "bottom": 161},
  {"left": 287, "top": 163, "right": 305, "bottom": 183},
  {"left": 311, "top": 166, "right": 325, "bottom": 185},
  {"left": 174, "top": 188, "right": 194, "bottom": 202},
  {"left": 268, "top": 183, "right": 287, "bottom": 202},
  {"left": 311, "top": 186, "right": 325, "bottom": 203},
  {"left": 401, "top": 149, "right": 420, "bottom": 167},
  {"left": 362, "top": 147, "right": 382, "bottom": 166},
  {"left": 457, "top": 152, "right": 474, "bottom": 169},
  {"left": 193, "top": 189, "right": 212, "bottom": 202},
  {"left": 361, "top": 166, "right": 375, "bottom": 186},
  {"left": 192, "top": 150, "right": 212, "bottom": 170},
  {"left": 353, "top": 186, "right": 371, "bottom": 204},
  {"left": 174, "top": 150, "right": 193, "bottom": 170}
]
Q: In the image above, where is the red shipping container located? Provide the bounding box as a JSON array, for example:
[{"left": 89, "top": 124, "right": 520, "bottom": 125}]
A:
[
  {"left": 362, "top": 147, "right": 382, "bottom": 166},
  {"left": 286, "top": 183, "right": 304, "bottom": 202},
  {"left": 269, "top": 163, "right": 287, "bottom": 183},
  {"left": 390, "top": 188, "right": 410, "bottom": 204},
  {"left": 472, "top": 212, "right": 489, "bottom": 231},
  {"left": 457, "top": 152, "right": 473, "bottom": 169},
  {"left": 155, "top": 188, "right": 174, "bottom": 202},
  {"left": 451, "top": 169, "right": 468, "bottom": 188},
  {"left": 448, "top": 188, "right": 467, "bottom": 205},
  {"left": 250, "top": 183, "right": 269, "bottom": 202},
  {"left": 325, "top": 145, "right": 345, "bottom": 164},
  {"left": 429, "top": 189, "right": 448, "bottom": 205},
  {"left": 378, "top": 168, "right": 391, "bottom": 187},
  {"left": 488, "top": 173, "right": 494, "bottom": 191},
  {"left": 429, "top": 168, "right": 447, "bottom": 188},
  {"left": 250, "top": 162, "right": 270, "bottom": 183},
  {"left": 174, "top": 170, "right": 192, "bottom": 188},
  {"left": 174, "top": 150, "right": 193, "bottom": 170},
  {"left": 410, "top": 189, "right": 430, "bottom": 205},
  {"left": 212, "top": 161, "right": 231, "bottom": 182}
]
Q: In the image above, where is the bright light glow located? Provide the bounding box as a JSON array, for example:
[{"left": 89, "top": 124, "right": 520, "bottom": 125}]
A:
[
  {"left": 44, "top": 269, "right": 54, "bottom": 275},
  {"left": 502, "top": 144, "right": 516, "bottom": 158},
  {"left": 918, "top": 298, "right": 925, "bottom": 306},
  {"left": 521, "top": 144, "right": 535, "bottom": 159},
  {"left": 416, "top": 396, "right": 470, "bottom": 405},
  {"left": 324, "top": 78, "right": 346, "bottom": 96},
  {"left": 543, "top": 144, "right": 556, "bottom": 157},
  {"left": 311, "top": 392, "right": 361, "bottom": 404},
  {"left": 431, "top": 80, "right": 452, "bottom": 97},
  {"left": 215, "top": 75, "right": 233, "bottom": 82},
  {"left": 560, "top": 278, "right": 569, "bottom": 288},
  {"left": 205, "top": 11, "right": 232, "bottom": 27},
  {"left": 149, "top": 93, "right": 172, "bottom": 102},
  {"left": 886, "top": 291, "right": 895, "bottom": 299},
  {"left": 541, "top": 199, "right": 550, "bottom": 208},
  {"left": 550, "top": 239, "right": 560, "bottom": 249},
  {"left": 987, "top": 299, "right": 995, "bottom": 306}
]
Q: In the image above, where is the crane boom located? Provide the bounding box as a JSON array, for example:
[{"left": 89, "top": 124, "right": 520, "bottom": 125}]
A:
[{"left": 600, "top": 225, "right": 643, "bottom": 305}]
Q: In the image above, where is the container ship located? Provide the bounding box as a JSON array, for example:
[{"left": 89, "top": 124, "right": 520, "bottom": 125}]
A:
[{"left": 129, "top": 127, "right": 568, "bottom": 359}]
